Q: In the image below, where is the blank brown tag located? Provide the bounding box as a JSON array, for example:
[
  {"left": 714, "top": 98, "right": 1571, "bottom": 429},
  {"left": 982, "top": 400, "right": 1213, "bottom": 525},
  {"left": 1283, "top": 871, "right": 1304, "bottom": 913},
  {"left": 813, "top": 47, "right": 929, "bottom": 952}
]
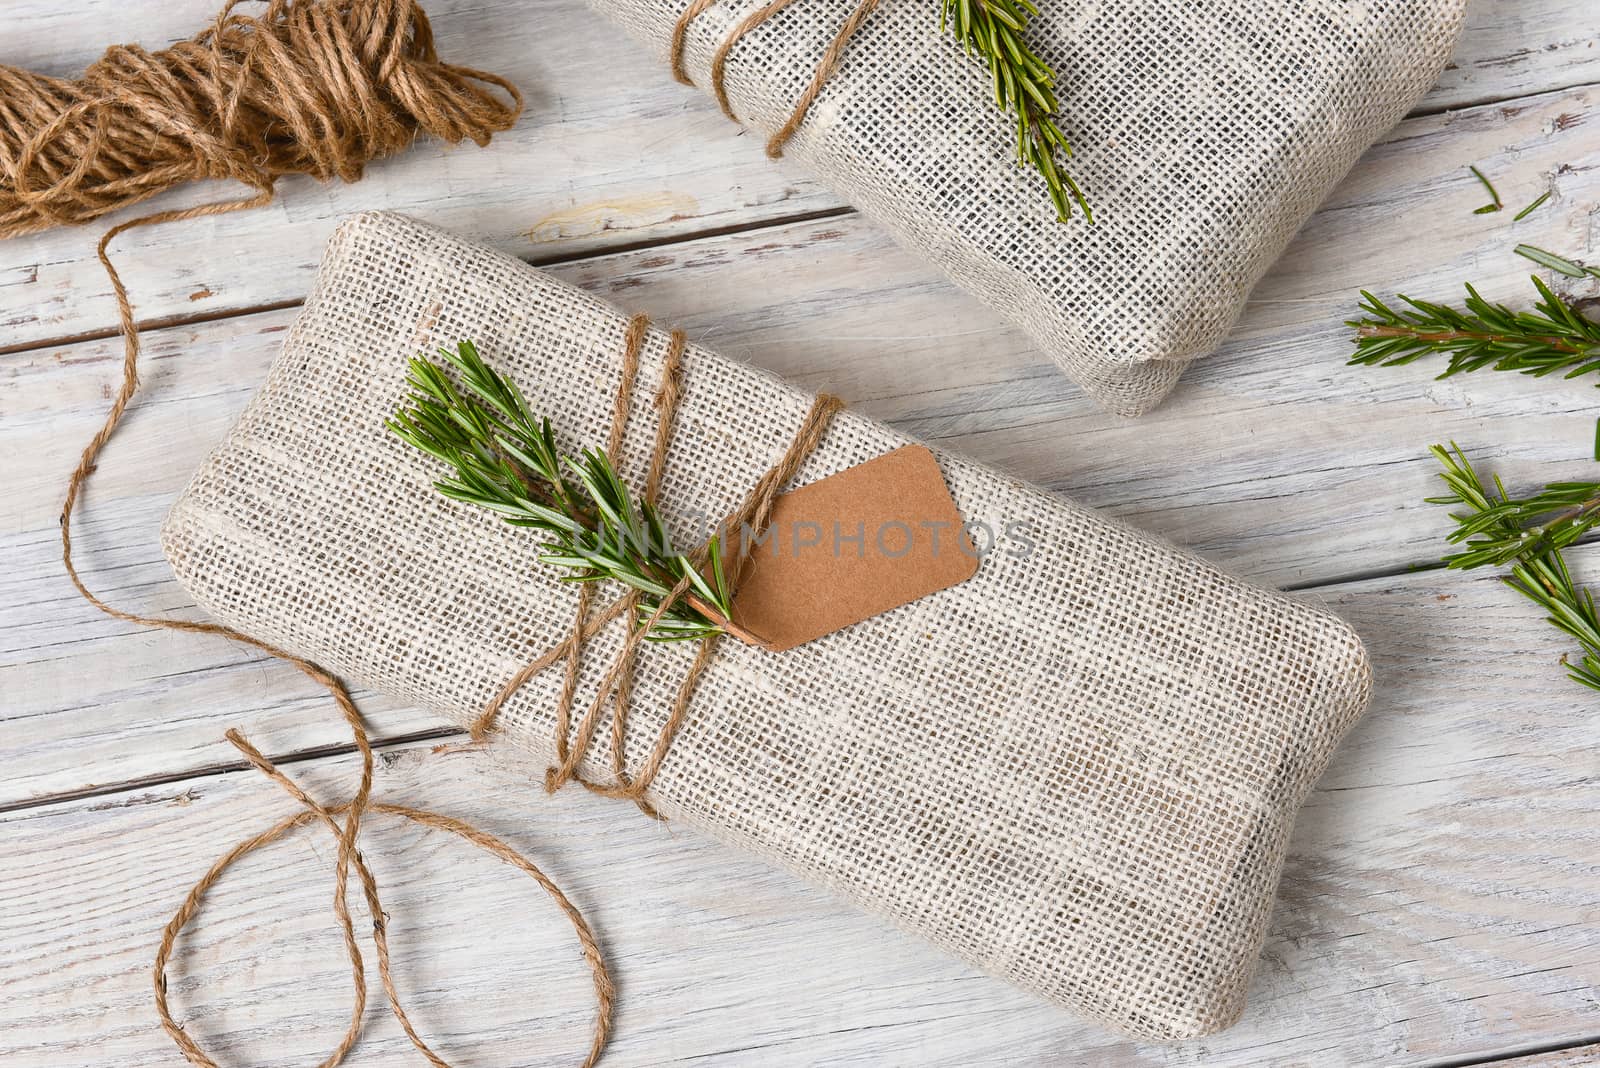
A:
[{"left": 724, "top": 445, "right": 978, "bottom": 652}]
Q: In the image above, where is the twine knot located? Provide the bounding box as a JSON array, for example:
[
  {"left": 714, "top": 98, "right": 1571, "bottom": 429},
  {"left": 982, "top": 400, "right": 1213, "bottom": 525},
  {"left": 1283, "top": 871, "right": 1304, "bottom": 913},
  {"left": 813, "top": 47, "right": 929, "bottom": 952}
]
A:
[{"left": 467, "top": 316, "right": 843, "bottom": 826}]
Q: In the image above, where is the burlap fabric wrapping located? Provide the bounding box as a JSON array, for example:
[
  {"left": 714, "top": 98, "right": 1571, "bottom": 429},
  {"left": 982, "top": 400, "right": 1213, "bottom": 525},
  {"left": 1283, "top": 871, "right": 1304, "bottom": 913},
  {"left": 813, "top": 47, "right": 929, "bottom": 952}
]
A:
[
  {"left": 588, "top": 0, "right": 1466, "bottom": 416},
  {"left": 163, "top": 211, "right": 1372, "bottom": 1040}
]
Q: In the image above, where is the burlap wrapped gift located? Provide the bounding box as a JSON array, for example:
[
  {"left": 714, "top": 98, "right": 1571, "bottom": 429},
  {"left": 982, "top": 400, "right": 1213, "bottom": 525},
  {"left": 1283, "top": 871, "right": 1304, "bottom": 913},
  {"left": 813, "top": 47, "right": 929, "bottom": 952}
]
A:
[
  {"left": 588, "top": 0, "right": 1466, "bottom": 416},
  {"left": 163, "top": 211, "right": 1372, "bottom": 1040}
]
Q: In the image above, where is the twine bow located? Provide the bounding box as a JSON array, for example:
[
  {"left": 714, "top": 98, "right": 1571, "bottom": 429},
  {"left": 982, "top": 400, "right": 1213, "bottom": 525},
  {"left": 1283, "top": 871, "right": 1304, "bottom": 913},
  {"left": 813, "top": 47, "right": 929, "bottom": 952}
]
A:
[{"left": 153, "top": 700, "right": 614, "bottom": 1068}]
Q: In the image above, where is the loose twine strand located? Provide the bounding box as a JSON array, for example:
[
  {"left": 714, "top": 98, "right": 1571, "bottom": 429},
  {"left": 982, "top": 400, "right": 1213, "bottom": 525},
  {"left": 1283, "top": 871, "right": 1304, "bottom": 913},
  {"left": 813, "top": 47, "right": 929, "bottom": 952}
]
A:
[
  {"left": 13, "top": 3, "right": 843, "bottom": 1062},
  {"left": 11, "top": 1, "right": 585, "bottom": 1064},
  {"left": 670, "top": 0, "right": 883, "bottom": 160}
]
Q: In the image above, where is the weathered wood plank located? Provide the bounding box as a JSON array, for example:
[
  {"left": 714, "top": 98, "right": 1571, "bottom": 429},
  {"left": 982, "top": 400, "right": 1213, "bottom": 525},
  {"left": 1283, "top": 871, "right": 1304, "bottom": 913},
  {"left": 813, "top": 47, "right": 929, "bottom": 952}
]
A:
[
  {"left": 1431, "top": 0, "right": 1600, "bottom": 111},
  {"left": 1, "top": 0, "right": 1594, "bottom": 354},
  {"left": 7, "top": 6, "right": 1597, "bottom": 1063},
  {"left": 0, "top": 0, "right": 836, "bottom": 354},
  {"left": 5, "top": 84, "right": 1600, "bottom": 807},
  {"left": 3, "top": 550, "right": 1596, "bottom": 1066},
  {"left": 1490, "top": 1044, "right": 1600, "bottom": 1066}
]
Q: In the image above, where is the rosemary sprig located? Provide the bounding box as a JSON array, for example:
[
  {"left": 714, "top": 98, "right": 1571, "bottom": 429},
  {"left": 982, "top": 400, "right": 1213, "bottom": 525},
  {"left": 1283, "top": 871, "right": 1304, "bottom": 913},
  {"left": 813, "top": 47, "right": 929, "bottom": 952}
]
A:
[
  {"left": 940, "top": 0, "right": 1089, "bottom": 223},
  {"left": 1429, "top": 444, "right": 1600, "bottom": 690},
  {"left": 1349, "top": 276, "right": 1600, "bottom": 383},
  {"left": 387, "top": 341, "right": 734, "bottom": 642}
]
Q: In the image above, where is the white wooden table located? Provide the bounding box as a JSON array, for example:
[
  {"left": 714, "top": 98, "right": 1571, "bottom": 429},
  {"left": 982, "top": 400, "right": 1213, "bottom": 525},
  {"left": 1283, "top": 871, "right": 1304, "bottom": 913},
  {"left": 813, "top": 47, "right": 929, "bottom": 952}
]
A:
[{"left": 4, "top": 2, "right": 1600, "bottom": 1065}]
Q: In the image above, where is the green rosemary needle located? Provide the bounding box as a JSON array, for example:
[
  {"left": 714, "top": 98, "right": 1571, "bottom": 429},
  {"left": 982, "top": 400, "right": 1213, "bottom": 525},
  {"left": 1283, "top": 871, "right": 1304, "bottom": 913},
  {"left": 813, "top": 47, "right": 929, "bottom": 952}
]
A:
[
  {"left": 1513, "top": 190, "right": 1551, "bottom": 222},
  {"left": 387, "top": 341, "right": 734, "bottom": 642},
  {"left": 1514, "top": 244, "right": 1592, "bottom": 279},
  {"left": 1469, "top": 165, "right": 1502, "bottom": 214},
  {"left": 1429, "top": 443, "right": 1600, "bottom": 691},
  {"left": 940, "top": 0, "right": 1089, "bottom": 223},
  {"left": 1349, "top": 276, "right": 1600, "bottom": 384}
]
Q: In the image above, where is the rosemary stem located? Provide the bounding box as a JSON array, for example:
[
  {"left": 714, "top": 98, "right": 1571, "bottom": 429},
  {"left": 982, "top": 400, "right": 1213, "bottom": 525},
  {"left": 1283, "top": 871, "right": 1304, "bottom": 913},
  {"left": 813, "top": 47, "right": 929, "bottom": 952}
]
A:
[
  {"left": 1532, "top": 497, "right": 1600, "bottom": 539},
  {"left": 389, "top": 343, "right": 741, "bottom": 643},
  {"left": 1349, "top": 277, "right": 1600, "bottom": 384},
  {"left": 1355, "top": 323, "right": 1593, "bottom": 356}
]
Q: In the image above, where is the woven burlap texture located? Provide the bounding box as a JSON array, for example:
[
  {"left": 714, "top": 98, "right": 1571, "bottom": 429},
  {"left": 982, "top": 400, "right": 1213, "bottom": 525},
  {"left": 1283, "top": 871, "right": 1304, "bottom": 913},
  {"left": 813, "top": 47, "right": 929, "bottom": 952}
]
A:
[
  {"left": 589, "top": 0, "right": 1465, "bottom": 416},
  {"left": 163, "top": 212, "right": 1372, "bottom": 1040}
]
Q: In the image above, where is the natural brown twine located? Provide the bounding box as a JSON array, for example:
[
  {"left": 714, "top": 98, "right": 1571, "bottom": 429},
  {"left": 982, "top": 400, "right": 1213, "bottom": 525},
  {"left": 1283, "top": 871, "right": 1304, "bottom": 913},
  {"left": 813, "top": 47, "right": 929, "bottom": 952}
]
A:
[
  {"left": 670, "top": 0, "right": 882, "bottom": 159},
  {"left": 12, "top": 1, "right": 601, "bottom": 1065},
  {"left": 0, "top": 0, "right": 522, "bottom": 238},
  {"left": 17, "top": 3, "right": 845, "bottom": 1061},
  {"left": 464, "top": 323, "right": 844, "bottom": 818},
  {"left": 133, "top": 303, "right": 833, "bottom": 1063}
]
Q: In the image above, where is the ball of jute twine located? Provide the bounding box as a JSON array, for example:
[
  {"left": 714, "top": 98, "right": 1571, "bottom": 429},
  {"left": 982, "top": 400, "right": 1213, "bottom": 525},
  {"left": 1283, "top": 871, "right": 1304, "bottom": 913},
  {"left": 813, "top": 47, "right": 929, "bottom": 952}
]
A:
[
  {"left": 0, "top": 0, "right": 522, "bottom": 237},
  {"left": 0, "top": 3, "right": 638, "bottom": 1066}
]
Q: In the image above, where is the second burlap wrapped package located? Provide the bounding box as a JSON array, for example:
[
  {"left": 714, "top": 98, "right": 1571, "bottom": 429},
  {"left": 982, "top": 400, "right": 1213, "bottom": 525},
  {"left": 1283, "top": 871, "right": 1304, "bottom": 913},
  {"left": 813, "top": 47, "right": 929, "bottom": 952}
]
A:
[
  {"left": 589, "top": 0, "right": 1466, "bottom": 415},
  {"left": 163, "top": 212, "right": 1373, "bottom": 1040}
]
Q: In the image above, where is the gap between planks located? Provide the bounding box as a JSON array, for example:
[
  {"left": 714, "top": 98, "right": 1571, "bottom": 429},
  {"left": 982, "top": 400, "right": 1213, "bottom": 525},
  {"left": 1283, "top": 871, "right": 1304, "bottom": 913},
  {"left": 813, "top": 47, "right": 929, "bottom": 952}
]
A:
[
  {"left": 0, "top": 536, "right": 1563, "bottom": 821},
  {"left": 0, "top": 205, "right": 859, "bottom": 360},
  {"left": 1434, "top": 1036, "right": 1600, "bottom": 1068},
  {"left": 0, "top": 724, "right": 464, "bottom": 818}
]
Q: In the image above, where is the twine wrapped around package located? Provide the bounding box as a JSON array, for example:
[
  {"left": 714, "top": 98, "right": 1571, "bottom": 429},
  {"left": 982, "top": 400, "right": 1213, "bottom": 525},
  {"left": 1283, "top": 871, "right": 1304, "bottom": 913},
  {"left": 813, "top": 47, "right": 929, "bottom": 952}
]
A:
[
  {"left": 163, "top": 211, "right": 1374, "bottom": 1040},
  {"left": 587, "top": 0, "right": 1467, "bottom": 416}
]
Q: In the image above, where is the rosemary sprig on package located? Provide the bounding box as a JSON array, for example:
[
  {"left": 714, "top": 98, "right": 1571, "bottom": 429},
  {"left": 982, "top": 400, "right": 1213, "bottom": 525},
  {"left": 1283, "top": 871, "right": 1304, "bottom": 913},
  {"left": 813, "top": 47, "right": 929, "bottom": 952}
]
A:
[
  {"left": 387, "top": 341, "right": 734, "bottom": 642},
  {"left": 1349, "top": 276, "right": 1600, "bottom": 384},
  {"left": 1429, "top": 444, "right": 1600, "bottom": 691},
  {"left": 940, "top": 0, "right": 1088, "bottom": 222}
]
